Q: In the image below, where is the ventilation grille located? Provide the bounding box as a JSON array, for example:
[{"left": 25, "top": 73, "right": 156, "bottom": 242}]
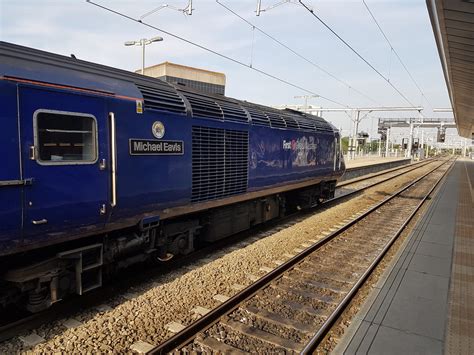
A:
[
  {"left": 312, "top": 117, "right": 334, "bottom": 132},
  {"left": 282, "top": 108, "right": 334, "bottom": 132},
  {"left": 241, "top": 104, "right": 270, "bottom": 126},
  {"left": 192, "top": 126, "right": 248, "bottom": 203},
  {"left": 136, "top": 83, "right": 186, "bottom": 114},
  {"left": 265, "top": 111, "right": 286, "bottom": 128},
  {"left": 181, "top": 92, "right": 223, "bottom": 120},
  {"left": 177, "top": 89, "right": 249, "bottom": 123},
  {"left": 136, "top": 83, "right": 334, "bottom": 132},
  {"left": 215, "top": 99, "right": 249, "bottom": 123}
]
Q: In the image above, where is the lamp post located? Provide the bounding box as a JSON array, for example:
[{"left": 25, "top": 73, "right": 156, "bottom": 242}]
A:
[{"left": 124, "top": 36, "right": 163, "bottom": 75}]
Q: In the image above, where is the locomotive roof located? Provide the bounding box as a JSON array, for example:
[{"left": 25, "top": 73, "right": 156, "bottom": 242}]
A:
[{"left": 0, "top": 41, "right": 336, "bottom": 133}]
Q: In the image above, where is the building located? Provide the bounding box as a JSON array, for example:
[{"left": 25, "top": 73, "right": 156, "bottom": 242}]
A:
[{"left": 138, "top": 62, "right": 226, "bottom": 95}]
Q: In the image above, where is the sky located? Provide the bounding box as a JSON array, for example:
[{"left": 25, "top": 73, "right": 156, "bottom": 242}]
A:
[{"left": 0, "top": 0, "right": 457, "bottom": 139}]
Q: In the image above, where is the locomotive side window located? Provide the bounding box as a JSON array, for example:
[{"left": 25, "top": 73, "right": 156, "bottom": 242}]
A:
[{"left": 35, "top": 110, "right": 97, "bottom": 164}]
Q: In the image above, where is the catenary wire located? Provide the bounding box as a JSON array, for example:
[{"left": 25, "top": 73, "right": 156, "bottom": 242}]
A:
[
  {"left": 298, "top": 0, "right": 419, "bottom": 109},
  {"left": 216, "top": 0, "right": 381, "bottom": 106},
  {"left": 86, "top": 0, "right": 350, "bottom": 108},
  {"left": 362, "top": 0, "right": 434, "bottom": 110}
]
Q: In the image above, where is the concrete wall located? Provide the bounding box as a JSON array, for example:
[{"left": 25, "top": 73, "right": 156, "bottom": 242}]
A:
[{"left": 141, "top": 62, "right": 226, "bottom": 86}]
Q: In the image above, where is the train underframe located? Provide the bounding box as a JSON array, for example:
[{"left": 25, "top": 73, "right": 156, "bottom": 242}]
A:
[{"left": 0, "top": 180, "right": 336, "bottom": 312}]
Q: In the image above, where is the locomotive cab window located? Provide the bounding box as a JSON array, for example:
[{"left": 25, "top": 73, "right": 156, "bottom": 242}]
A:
[{"left": 35, "top": 110, "right": 97, "bottom": 164}]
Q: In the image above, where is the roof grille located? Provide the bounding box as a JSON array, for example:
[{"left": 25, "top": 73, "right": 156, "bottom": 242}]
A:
[
  {"left": 192, "top": 126, "right": 248, "bottom": 203},
  {"left": 177, "top": 89, "right": 248, "bottom": 123},
  {"left": 136, "top": 83, "right": 186, "bottom": 114},
  {"left": 281, "top": 115, "right": 300, "bottom": 129},
  {"left": 215, "top": 99, "right": 249, "bottom": 123},
  {"left": 241, "top": 104, "right": 270, "bottom": 126},
  {"left": 181, "top": 92, "right": 223, "bottom": 120},
  {"left": 265, "top": 111, "right": 287, "bottom": 128},
  {"left": 312, "top": 116, "right": 335, "bottom": 132},
  {"left": 293, "top": 116, "right": 316, "bottom": 131},
  {"left": 282, "top": 109, "right": 334, "bottom": 132}
]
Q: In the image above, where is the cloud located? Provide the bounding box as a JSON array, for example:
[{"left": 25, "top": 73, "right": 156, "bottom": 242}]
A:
[{"left": 0, "top": 0, "right": 452, "bottom": 136}]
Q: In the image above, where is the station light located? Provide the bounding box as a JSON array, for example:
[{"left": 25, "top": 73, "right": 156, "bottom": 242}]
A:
[{"left": 124, "top": 37, "right": 164, "bottom": 75}]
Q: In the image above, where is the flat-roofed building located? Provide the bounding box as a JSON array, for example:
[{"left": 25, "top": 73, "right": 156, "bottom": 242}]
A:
[{"left": 138, "top": 62, "right": 226, "bottom": 95}]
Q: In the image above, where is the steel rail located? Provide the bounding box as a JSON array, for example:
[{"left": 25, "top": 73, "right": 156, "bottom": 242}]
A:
[
  {"left": 301, "top": 158, "right": 455, "bottom": 353},
  {"left": 148, "top": 158, "right": 451, "bottom": 354},
  {"left": 326, "top": 158, "right": 436, "bottom": 205},
  {"left": 0, "top": 159, "right": 439, "bottom": 343}
]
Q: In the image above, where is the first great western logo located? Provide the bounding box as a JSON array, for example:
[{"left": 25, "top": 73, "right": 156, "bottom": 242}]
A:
[{"left": 129, "top": 139, "right": 184, "bottom": 155}]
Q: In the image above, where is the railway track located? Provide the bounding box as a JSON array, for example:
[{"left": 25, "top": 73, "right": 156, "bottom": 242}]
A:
[
  {"left": 0, "top": 158, "right": 441, "bottom": 346},
  {"left": 333, "top": 158, "right": 433, "bottom": 199},
  {"left": 149, "top": 158, "right": 453, "bottom": 354}
]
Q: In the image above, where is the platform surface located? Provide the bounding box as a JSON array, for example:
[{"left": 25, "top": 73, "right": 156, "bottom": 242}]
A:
[
  {"left": 344, "top": 156, "right": 409, "bottom": 169},
  {"left": 336, "top": 159, "right": 474, "bottom": 355}
]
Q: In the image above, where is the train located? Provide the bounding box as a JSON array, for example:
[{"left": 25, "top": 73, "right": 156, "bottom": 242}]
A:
[{"left": 0, "top": 41, "right": 345, "bottom": 312}]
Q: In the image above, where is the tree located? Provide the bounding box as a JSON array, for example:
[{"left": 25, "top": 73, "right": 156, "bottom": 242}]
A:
[{"left": 341, "top": 137, "right": 349, "bottom": 154}]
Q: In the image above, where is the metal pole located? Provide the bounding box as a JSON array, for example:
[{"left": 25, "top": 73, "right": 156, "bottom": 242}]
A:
[
  {"left": 188, "top": 0, "right": 193, "bottom": 15},
  {"left": 354, "top": 110, "right": 360, "bottom": 158},
  {"left": 408, "top": 119, "right": 414, "bottom": 159},
  {"left": 385, "top": 127, "right": 390, "bottom": 157},
  {"left": 141, "top": 39, "right": 146, "bottom": 75},
  {"left": 349, "top": 111, "right": 355, "bottom": 160}
]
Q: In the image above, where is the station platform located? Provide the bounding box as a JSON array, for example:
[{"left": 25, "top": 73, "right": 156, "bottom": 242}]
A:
[
  {"left": 341, "top": 156, "right": 411, "bottom": 181},
  {"left": 344, "top": 156, "right": 410, "bottom": 169},
  {"left": 336, "top": 159, "right": 474, "bottom": 355}
]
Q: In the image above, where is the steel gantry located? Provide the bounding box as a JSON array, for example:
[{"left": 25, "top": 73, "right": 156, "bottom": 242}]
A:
[
  {"left": 274, "top": 105, "right": 424, "bottom": 159},
  {"left": 378, "top": 117, "right": 456, "bottom": 157}
]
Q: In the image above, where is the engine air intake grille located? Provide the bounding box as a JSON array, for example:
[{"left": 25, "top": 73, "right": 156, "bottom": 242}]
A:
[
  {"left": 241, "top": 104, "right": 270, "bottom": 126},
  {"left": 136, "top": 83, "right": 187, "bottom": 114},
  {"left": 181, "top": 92, "right": 223, "bottom": 120},
  {"left": 192, "top": 126, "right": 248, "bottom": 203}
]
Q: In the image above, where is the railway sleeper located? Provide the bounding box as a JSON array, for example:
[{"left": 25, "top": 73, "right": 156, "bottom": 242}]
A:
[
  {"left": 306, "top": 249, "right": 373, "bottom": 264},
  {"left": 317, "top": 244, "right": 381, "bottom": 259},
  {"left": 202, "top": 321, "right": 291, "bottom": 354},
  {"left": 283, "top": 272, "right": 352, "bottom": 292},
  {"left": 270, "top": 283, "right": 342, "bottom": 306},
  {"left": 273, "top": 299, "right": 329, "bottom": 320},
  {"left": 296, "top": 260, "right": 367, "bottom": 277},
  {"left": 262, "top": 286, "right": 336, "bottom": 315},
  {"left": 302, "top": 256, "right": 369, "bottom": 271},
  {"left": 294, "top": 265, "right": 362, "bottom": 284},
  {"left": 280, "top": 275, "right": 348, "bottom": 295},
  {"left": 245, "top": 297, "right": 325, "bottom": 327},
  {"left": 221, "top": 318, "right": 304, "bottom": 353},
  {"left": 193, "top": 335, "right": 246, "bottom": 354},
  {"left": 230, "top": 307, "right": 310, "bottom": 345},
  {"left": 241, "top": 305, "right": 315, "bottom": 335}
]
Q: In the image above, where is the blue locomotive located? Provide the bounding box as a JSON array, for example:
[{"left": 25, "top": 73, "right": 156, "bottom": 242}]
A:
[{"left": 0, "top": 42, "right": 344, "bottom": 311}]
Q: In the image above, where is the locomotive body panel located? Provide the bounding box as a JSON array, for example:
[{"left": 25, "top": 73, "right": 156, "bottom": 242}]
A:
[
  {"left": 0, "top": 41, "right": 345, "bottom": 258},
  {"left": 0, "top": 81, "right": 22, "bottom": 253},
  {"left": 249, "top": 126, "right": 338, "bottom": 190},
  {"left": 17, "top": 85, "right": 109, "bottom": 246},
  {"left": 108, "top": 100, "right": 191, "bottom": 225}
]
